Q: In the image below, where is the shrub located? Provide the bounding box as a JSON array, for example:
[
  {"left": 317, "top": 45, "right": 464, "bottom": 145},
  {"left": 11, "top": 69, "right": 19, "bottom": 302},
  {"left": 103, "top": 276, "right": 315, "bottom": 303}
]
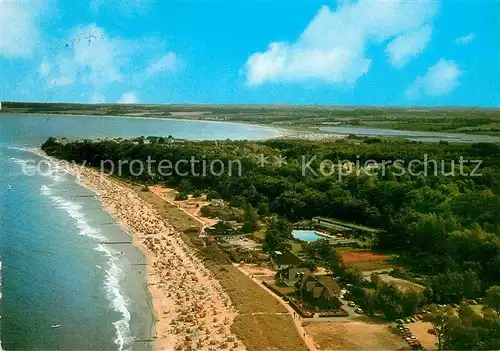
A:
[
  {"left": 206, "top": 190, "right": 220, "bottom": 200},
  {"left": 175, "top": 192, "right": 188, "bottom": 201}
]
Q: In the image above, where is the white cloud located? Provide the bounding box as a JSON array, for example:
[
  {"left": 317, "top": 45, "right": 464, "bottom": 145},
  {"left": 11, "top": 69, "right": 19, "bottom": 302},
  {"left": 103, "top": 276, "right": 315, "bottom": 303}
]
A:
[
  {"left": 89, "top": 91, "right": 106, "bottom": 104},
  {"left": 406, "top": 59, "right": 462, "bottom": 99},
  {"left": 385, "top": 25, "right": 433, "bottom": 68},
  {"left": 244, "top": 1, "right": 438, "bottom": 86},
  {"left": 0, "top": 2, "right": 43, "bottom": 58},
  {"left": 44, "top": 24, "right": 180, "bottom": 93},
  {"left": 39, "top": 60, "right": 52, "bottom": 76},
  {"left": 455, "top": 33, "right": 475, "bottom": 45},
  {"left": 118, "top": 91, "right": 139, "bottom": 104},
  {"left": 145, "top": 52, "right": 178, "bottom": 77},
  {"left": 48, "top": 23, "right": 126, "bottom": 88}
]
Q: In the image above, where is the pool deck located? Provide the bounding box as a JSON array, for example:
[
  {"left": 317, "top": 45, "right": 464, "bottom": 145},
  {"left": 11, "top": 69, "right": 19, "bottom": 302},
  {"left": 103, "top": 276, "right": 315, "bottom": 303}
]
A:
[{"left": 314, "top": 231, "right": 336, "bottom": 240}]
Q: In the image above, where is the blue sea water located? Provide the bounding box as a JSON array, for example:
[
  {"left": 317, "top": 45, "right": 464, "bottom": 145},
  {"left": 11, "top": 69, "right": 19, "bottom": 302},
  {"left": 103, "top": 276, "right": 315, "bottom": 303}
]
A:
[{"left": 0, "top": 113, "right": 279, "bottom": 350}]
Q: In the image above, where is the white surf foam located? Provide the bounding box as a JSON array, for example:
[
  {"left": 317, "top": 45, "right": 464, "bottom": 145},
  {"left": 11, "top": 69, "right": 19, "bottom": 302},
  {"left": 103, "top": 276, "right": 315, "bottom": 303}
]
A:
[
  {"left": 95, "top": 244, "right": 133, "bottom": 351},
  {"left": 40, "top": 184, "right": 133, "bottom": 350},
  {"left": 9, "top": 147, "right": 133, "bottom": 350},
  {"left": 9, "top": 157, "right": 37, "bottom": 173},
  {"left": 40, "top": 185, "right": 107, "bottom": 241}
]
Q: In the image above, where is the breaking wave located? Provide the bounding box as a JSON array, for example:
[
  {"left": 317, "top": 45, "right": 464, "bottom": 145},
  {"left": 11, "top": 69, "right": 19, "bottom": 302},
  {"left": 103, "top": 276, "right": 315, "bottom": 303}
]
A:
[{"left": 40, "top": 183, "right": 133, "bottom": 350}]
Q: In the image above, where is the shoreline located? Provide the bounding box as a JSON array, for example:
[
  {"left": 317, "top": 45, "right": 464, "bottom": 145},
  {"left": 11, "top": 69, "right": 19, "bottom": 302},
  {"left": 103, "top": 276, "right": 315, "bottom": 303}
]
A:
[{"left": 27, "top": 148, "right": 245, "bottom": 350}]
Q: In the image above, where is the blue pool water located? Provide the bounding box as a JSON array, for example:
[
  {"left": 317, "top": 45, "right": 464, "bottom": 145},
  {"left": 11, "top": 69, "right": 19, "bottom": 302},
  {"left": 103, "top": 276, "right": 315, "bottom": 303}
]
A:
[{"left": 292, "top": 230, "right": 325, "bottom": 242}]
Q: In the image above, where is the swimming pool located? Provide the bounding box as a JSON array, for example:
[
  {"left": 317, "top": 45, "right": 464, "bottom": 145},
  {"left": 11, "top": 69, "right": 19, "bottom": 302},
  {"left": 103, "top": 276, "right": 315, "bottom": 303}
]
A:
[{"left": 292, "top": 230, "right": 325, "bottom": 242}]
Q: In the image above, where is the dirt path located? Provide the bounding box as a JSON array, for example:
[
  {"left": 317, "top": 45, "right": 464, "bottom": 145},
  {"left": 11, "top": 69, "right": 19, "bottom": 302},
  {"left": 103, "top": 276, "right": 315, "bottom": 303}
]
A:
[
  {"left": 235, "top": 264, "right": 318, "bottom": 351},
  {"left": 149, "top": 185, "right": 216, "bottom": 234}
]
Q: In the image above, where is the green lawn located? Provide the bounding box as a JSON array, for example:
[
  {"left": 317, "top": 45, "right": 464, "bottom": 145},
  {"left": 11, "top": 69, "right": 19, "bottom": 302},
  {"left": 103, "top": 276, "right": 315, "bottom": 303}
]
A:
[
  {"left": 290, "top": 241, "right": 303, "bottom": 255},
  {"left": 252, "top": 227, "right": 266, "bottom": 240}
]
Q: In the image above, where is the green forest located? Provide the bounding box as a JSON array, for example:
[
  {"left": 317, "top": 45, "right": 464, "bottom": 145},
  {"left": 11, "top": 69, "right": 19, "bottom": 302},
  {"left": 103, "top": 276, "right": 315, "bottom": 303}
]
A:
[
  {"left": 42, "top": 136, "right": 500, "bottom": 348},
  {"left": 42, "top": 136, "right": 500, "bottom": 285}
]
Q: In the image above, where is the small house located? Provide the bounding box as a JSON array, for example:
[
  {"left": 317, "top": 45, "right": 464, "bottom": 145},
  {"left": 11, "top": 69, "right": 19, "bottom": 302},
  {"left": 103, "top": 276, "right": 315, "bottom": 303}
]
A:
[{"left": 295, "top": 273, "right": 342, "bottom": 310}]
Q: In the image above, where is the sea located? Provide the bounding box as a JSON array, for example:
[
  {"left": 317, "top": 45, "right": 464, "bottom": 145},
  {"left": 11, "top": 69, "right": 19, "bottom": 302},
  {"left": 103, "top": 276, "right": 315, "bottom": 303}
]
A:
[{"left": 0, "top": 113, "right": 279, "bottom": 350}]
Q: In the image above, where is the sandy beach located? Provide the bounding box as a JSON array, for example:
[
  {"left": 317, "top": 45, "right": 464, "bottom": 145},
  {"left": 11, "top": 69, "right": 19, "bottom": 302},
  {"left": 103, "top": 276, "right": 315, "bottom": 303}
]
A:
[{"left": 37, "top": 152, "right": 245, "bottom": 351}]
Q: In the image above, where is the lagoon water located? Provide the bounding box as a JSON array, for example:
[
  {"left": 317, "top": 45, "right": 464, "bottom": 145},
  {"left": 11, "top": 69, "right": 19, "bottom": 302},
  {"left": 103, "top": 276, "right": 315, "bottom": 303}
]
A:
[
  {"left": 0, "top": 113, "right": 279, "bottom": 350},
  {"left": 319, "top": 126, "right": 500, "bottom": 143}
]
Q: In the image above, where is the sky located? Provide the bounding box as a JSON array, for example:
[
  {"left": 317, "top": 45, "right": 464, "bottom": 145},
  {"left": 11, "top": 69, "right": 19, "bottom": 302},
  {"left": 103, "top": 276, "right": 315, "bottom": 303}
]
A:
[{"left": 0, "top": 0, "right": 498, "bottom": 107}]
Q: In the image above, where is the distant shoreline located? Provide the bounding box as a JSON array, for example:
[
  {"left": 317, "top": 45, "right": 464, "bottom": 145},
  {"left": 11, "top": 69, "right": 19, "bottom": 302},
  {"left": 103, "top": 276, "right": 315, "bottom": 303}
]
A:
[{"left": 2, "top": 111, "right": 346, "bottom": 141}]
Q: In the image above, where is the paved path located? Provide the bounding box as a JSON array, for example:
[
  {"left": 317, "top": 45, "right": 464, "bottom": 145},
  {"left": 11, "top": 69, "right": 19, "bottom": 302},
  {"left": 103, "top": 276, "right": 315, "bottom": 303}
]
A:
[{"left": 234, "top": 264, "right": 318, "bottom": 351}]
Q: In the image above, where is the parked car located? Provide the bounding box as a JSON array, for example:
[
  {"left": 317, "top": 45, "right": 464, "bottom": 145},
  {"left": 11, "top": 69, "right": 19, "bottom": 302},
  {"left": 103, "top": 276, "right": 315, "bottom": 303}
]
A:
[
  {"left": 469, "top": 300, "right": 478, "bottom": 305},
  {"left": 354, "top": 308, "right": 363, "bottom": 314},
  {"left": 405, "top": 318, "right": 411, "bottom": 323},
  {"left": 477, "top": 297, "right": 483, "bottom": 304},
  {"left": 396, "top": 319, "right": 405, "bottom": 324},
  {"left": 450, "top": 303, "right": 458, "bottom": 308},
  {"left": 348, "top": 301, "right": 356, "bottom": 307}
]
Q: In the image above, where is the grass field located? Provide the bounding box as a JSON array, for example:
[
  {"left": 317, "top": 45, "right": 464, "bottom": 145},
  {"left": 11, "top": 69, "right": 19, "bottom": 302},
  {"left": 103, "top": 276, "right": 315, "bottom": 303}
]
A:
[
  {"left": 305, "top": 321, "right": 407, "bottom": 351},
  {"left": 290, "top": 241, "right": 303, "bottom": 255},
  {"left": 232, "top": 314, "right": 308, "bottom": 351},
  {"left": 127, "top": 182, "right": 307, "bottom": 351},
  {"left": 212, "top": 265, "right": 285, "bottom": 314}
]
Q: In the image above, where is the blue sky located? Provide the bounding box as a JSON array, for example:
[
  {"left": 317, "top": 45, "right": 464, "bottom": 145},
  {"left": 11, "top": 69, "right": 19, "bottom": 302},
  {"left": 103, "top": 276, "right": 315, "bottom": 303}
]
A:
[{"left": 0, "top": 0, "right": 498, "bottom": 107}]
